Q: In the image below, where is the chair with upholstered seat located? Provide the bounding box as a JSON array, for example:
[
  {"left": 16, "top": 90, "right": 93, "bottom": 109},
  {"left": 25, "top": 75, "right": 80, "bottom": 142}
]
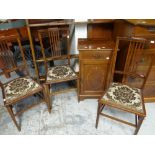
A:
[
  {"left": 95, "top": 37, "right": 154, "bottom": 134},
  {"left": 37, "top": 27, "right": 79, "bottom": 109},
  {"left": 0, "top": 35, "right": 51, "bottom": 131}
]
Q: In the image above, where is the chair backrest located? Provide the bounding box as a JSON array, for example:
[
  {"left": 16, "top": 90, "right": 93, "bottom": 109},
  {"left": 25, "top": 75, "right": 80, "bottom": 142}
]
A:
[
  {"left": 48, "top": 28, "right": 62, "bottom": 56},
  {"left": 0, "top": 35, "right": 29, "bottom": 81},
  {"left": 38, "top": 27, "right": 70, "bottom": 59},
  {"left": 37, "top": 27, "right": 70, "bottom": 78},
  {"left": 123, "top": 37, "right": 146, "bottom": 73},
  {"left": 113, "top": 37, "right": 154, "bottom": 90}
]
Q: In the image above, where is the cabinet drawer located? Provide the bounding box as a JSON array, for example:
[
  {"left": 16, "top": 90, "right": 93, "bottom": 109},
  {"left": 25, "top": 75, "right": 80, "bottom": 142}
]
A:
[{"left": 79, "top": 50, "right": 112, "bottom": 60}]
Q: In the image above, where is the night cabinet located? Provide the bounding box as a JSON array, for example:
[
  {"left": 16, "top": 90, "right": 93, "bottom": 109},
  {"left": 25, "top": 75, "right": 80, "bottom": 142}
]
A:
[{"left": 78, "top": 39, "right": 115, "bottom": 101}]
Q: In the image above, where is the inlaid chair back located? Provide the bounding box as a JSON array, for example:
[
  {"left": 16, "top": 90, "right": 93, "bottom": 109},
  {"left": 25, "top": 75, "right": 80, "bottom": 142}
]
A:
[
  {"left": 0, "top": 35, "right": 29, "bottom": 78},
  {"left": 0, "top": 39, "right": 16, "bottom": 69},
  {"left": 37, "top": 27, "right": 70, "bottom": 79},
  {"left": 123, "top": 37, "right": 146, "bottom": 73},
  {"left": 113, "top": 37, "right": 152, "bottom": 90},
  {"left": 38, "top": 27, "right": 69, "bottom": 59},
  {"left": 48, "top": 28, "right": 61, "bottom": 56}
]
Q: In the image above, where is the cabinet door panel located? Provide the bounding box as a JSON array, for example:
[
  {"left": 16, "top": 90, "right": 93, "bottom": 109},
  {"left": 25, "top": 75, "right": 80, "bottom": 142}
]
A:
[{"left": 80, "top": 60, "right": 109, "bottom": 95}]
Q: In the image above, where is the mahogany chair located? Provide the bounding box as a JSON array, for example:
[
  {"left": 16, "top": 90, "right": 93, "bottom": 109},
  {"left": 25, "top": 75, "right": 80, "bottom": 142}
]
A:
[
  {"left": 37, "top": 27, "right": 79, "bottom": 109},
  {"left": 0, "top": 35, "right": 51, "bottom": 131},
  {"left": 95, "top": 37, "right": 154, "bottom": 135}
]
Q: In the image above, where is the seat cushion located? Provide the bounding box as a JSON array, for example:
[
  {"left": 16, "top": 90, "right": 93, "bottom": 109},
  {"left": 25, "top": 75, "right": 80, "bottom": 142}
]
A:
[
  {"left": 46, "top": 65, "right": 77, "bottom": 83},
  {"left": 4, "top": 77, "right": 42, "bottom": 103},
  {"left": 101, "top": 82, "right": 144, "bottom": 114}
]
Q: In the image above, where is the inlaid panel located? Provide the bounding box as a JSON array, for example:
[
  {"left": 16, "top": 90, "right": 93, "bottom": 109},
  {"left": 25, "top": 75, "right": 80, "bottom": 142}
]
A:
[{"left": 80, "top": 60, "right": 109, "bottom": 95}]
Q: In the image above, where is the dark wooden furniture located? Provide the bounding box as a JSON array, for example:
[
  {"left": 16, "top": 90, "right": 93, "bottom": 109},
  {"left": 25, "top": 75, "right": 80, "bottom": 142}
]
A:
[
  {"left": 114, "top": 36, "right": 146, "bottom": 82},
  {"left": 0, "top": 25, "right": 28, "bottom": 78},
  {"left": 26, "top": 19, "right": 76, "bottom": 82},
  {"left": 87, "top": 19, "right": 114, "bottom": 39},
  {"left": 78, "top": 39, "right": 115, "bottom": 101},
  {"left": 37, "top": 27, "right": 79, "bottom": 109},
  {"left": 113, "top": 20, "right": 155, "bottom": 102},
  {"left": 0, "top": 35, "right": 51, "bottom": 131},
  {"left": 87, "top": 19, "right": 155, "bottom": 102},
  {"left": 96, "top": 37, "right": 154, "bottom": 135}
]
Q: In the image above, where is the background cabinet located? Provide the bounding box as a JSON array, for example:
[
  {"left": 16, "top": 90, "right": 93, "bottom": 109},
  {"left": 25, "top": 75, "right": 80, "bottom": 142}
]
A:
[
  {"left": 113, "top": 20, "right": 155, "bottom": 102},
  {"left": 87, "top": 19, "right": 155, "bottom": 102}
]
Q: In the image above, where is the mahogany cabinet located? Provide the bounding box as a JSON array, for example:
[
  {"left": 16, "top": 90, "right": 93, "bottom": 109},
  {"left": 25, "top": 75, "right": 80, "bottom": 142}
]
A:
[{"left": 78, "top": 39, "right": 115, "bottom": 100}]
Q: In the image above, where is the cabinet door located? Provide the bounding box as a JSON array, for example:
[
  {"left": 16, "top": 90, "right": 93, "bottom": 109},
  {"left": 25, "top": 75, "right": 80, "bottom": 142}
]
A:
[{"left": 80, "top": 59, "right": 109, "bottom": 96}]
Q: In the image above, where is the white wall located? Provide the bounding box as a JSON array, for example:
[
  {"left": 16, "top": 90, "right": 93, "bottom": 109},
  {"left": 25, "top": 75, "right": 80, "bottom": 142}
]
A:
[{"left": 70, "top": 23, "right": 87, "bottom": 54}]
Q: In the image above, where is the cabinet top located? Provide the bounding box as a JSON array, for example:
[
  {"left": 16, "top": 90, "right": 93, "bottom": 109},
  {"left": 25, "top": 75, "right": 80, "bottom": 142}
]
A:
[
  {"left": 78, "top": 39, "right": 115, "bottom": 50},
  {"left": 125, "top": 19, "right": 155, "bottom": 27}
]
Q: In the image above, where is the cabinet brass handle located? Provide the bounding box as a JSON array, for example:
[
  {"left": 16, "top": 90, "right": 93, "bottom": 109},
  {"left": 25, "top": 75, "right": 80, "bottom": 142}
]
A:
[{"left": 92, "top": 53, "right": 101, "bottom": 58}]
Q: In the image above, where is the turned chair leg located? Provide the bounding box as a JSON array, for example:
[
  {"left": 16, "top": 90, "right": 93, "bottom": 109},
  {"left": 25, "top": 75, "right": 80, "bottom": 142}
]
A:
[
  {"left": 134, "top": 116, "right": 145, "bottom": 135},
  {"left": 6, "top": 105, "right": 21, "bottom": 131},
  {"left": 43, "top": 84, "right": 51, "bottom": 113}
]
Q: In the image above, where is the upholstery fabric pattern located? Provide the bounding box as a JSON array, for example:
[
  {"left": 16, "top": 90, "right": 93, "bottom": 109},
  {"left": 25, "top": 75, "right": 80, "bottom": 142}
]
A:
[
  {"left": 102, "top": 82, "right": 144, "bottom": 113},
  {"left": 4, "top": 77, "right": 41, "bottom": 103},
  {"left": 47, "top": 65, "right": 77, "bottom": 82}
]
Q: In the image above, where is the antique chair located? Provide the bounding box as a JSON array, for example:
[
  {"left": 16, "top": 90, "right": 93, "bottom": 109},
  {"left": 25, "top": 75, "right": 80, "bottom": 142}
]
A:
[
  {"left": 95, "top": 37, "right": 154, "bottom": 135},
  {"left": 37, "top": 27, "right": 79, "bottom": 109},
  {"left": 0, "top": 35, "right": 51, "bottom": 131}
]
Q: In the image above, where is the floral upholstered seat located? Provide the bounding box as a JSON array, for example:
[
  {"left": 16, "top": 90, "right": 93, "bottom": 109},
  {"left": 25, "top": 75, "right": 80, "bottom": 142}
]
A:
[
  {"left": 46, "top": 65, "right": 77, "bottom": 83},
  {"left": 4, "top": 77, "right": 42, "bottom": 103},
  {"left": 101, "top": 82, "right": 144, "bottom": 114}
]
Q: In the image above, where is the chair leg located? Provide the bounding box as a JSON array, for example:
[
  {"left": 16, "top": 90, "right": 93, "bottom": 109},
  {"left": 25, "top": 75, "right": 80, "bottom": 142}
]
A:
[
  {"left": 49, "top": 84, "right": 53, "bottom": 109},
  {"left": 95, "top": 101, "right": 102, "bottom": 128},
  {"left": 6, "top": 105, "right": 21, "bottom": 131},
  {"left": 43, "top": 84, "right": 51, "bottom": 113},
  {"left": 77, "top": 79, "right": 80, "bottom": 103},
  {"left": 135, "top": 114, "right": 138, "bottom": 127},
  {"left": 134, "top": 116, "right": 144, "bottom": 135}
]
